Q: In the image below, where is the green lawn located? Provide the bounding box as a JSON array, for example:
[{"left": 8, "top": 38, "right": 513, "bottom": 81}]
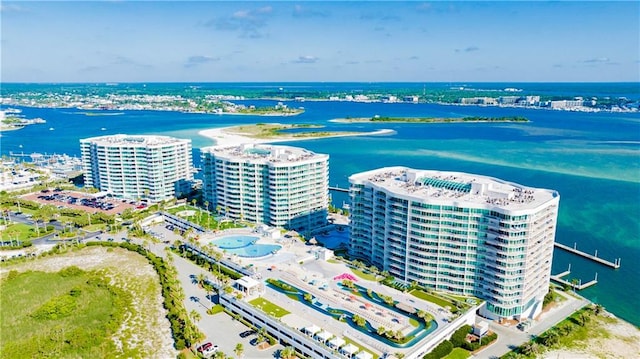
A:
[
  {"left": 84, "top": 223, "right": 107, "bottom": 232},
  {"left": 167, "top": 204, "right": 244, "bottom": 231},
  {"left": 0, "top": 268, "right": 126, "bottom": 358},
  {"left": 409, "top": 317, "right": 420, "bottom": 327},
  {"left": 410, "top": 289, "right": 455, "bottom": 310},
  {"left": 350, "top": 267, "right": 379, "bottom": 281},
  {"left": 444, "top": 347, "right": 471, "bottom": 359},
  {"left": 1, "top": 222, "right": 42, "bottom": 241},
  {"left": 249, "top": 297, "right": 290, "bottom": 318}
]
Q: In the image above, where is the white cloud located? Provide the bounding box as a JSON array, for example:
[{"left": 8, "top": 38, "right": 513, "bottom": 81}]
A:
[{"left": 293, "top": 55, "right": 318, "bottom": 64}]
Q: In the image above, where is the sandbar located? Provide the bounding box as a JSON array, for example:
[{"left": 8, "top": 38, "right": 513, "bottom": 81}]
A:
[{"left": 198, "top": 123, "right": 395, "bottom": 147}]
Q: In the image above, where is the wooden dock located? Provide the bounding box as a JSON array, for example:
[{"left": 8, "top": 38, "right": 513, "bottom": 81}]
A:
[
  {"left": 550, "top": 266, "right": 598, "bottom": 291},
  {"left": 554, "top": 242, "right": 621, "bottom": 269}
]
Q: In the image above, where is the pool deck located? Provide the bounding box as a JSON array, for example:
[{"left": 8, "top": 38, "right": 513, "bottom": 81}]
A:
[{"left": 200, "top": 227, "right": 456, "bottom": 357}]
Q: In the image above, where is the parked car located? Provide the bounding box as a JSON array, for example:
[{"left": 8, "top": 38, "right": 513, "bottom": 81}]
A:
[
  {"left": 197, "top": 342, "right": 218, "bottom": 356},
  {"left": 240, "top": 330, "right": 255, "bottom": 338}
]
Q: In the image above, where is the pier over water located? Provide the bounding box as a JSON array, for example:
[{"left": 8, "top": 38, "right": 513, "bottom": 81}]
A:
[
  {"left": 329, "top": 186, "right": 349, "bottom": 193},
  {"left": 554, "top": 242, "right": 621, "bottom": 269}
]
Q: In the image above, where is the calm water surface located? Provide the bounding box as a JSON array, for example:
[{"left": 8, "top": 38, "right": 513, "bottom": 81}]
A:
[{"left": 2, "top": 98, "right": 639, "bottom": 326}]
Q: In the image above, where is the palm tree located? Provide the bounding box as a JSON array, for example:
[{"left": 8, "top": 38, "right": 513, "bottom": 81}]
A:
[
  {"left": 520, "top": 342, "right": 540, "bottom": 356},
  {"left": 394, "top": 330, "right": 403, "bottom": 341},
  {"left": 31, "top": 211, "right": 42, "bottom": 235},
  {"left": 214, "top": 351, "right": 227, "bottom": 359},
  {"left": 234, "top": 343, "right": 244, "bottom": 358},
  {"left": 197, "top": 273, "right": 208, "bottom": 287},
  {"left": 190, "top": 309, "right": 201, "bottom": 324},
  {"left": 558, "top": 323, "right": 573, "bottom": 336},
  {"left": 594, "top": 304, "right": 604, "bottom": 316},
  {"left": 256, "top": 327, "right": 267, "bottom": 344},
  {"left": 578, "top": 312, "right": 591, "bottom": 326},
  {"left": 542, "top": 330, "right": 559, "bottom": 346},
  {"left": 204, "top": 200, "right": 210, "bottom": 228},
  {"left": 570, "top": 278, "right": 580, "bottom": 291},
  {"left": 377, "top": 326, "right": 386, "bottom": 336},
  {"left": 39, "top": 204, "right": 58, "bottom": 226},
  {"left": 369, "top": 264, "right": 379, "bottom": 275},
  {"left": 0, "top": 202, "right": 11, "bottom": 225},
  {"left": 280, "top": 346, "right": 295, "bottom": 359}
]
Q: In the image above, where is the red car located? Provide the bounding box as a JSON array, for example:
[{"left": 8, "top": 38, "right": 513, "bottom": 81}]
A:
[{"left": 197, "top": 342, "right": 218, "bottom": 356}]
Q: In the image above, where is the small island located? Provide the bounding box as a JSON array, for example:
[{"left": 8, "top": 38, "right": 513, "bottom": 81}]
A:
[
  {"left": 199, "top": 123, "right": 395, "bottom": 147},
  {"left": 0, "top": 115, "right": 47, "bottom": 132},
  {"left": 223, "top": 123, "right": 361, "bottom": 139},
  {"left": 332, "top": 116, "right": 529, "bottom": 123}
]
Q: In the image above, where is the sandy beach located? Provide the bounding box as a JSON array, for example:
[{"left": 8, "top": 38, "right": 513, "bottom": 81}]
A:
[
  {"left": 198, "top": 124, "right": 395, "bottom": 147},
  {"left": 542, "top": 311, "right": 640, "bottom": 359}
]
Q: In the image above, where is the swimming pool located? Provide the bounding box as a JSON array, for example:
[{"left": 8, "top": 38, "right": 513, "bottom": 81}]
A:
[
  {"left": 211, "top": 235, "right": 282, "bottom": 258},
  {"left": 212, "top": 235, "right": 258, "bottom": 249}
]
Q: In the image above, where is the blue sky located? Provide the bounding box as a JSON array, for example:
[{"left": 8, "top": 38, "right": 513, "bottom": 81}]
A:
[{"left": 2, "top": 1, "right": 639, "bottom": 82}]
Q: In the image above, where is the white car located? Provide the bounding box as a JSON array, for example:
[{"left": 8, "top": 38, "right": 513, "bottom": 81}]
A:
[{"left": 197, "top": 342, "right": 218, "bottom": 357}]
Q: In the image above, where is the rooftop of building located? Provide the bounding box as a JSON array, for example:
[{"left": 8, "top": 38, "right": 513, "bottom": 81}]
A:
[
  {"left": 202, "top": 143, "right": 327, "bottom": 164},
  {"left": 350, "top": 166, "right": 559, "bottom": 210},
  {"left": 80, "top": 134, "right": 191, "bottom": 147}
]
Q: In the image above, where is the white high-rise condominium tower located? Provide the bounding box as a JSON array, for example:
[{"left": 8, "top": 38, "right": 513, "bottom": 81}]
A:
[
  {"left": 80, "top": 134, "right": 193, "bottom": 202},
  {"left": 201, "top": 143, "right": 329, "bottom": 234},
  {"left": 349, "top": 167, "right": 560, "bottom": 320}
]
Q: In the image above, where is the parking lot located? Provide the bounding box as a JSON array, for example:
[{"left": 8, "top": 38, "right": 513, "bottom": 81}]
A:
[
  {"left": 21, "top": 189, "right": 139, "bottom": 215},
  {"left": 167, "top": 249, "right": 282, "bottom": 359}
]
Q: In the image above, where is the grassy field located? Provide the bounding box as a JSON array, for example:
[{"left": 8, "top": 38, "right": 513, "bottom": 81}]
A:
[
  {"left": 167, "top": 204, "right": 243, "bottom": 231},
  {"left": 0, "top": 246, "right": 176, "bottom": 358},
  {"left": 350, "top": 267, "right": 379, "bottom": 281},
  {"left": 0, "top": 268, "right": 122, "bottom": 358},
  {"left": 1, "top": 222, "right": 41, "bottom": 241},
  {"left": 444, "top": 347, "right": 471, "bottom": 359},
  {"left": 249, "top": 297, "right": 291, "bottom": 318},
  {"left": 410, "top": 289, "right": 455, "bottom": 310}
]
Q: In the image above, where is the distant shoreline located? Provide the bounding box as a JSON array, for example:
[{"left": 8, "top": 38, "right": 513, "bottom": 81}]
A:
[
  {"left": 198, "top": 123, "right": 395, "bottom": 147},
  {"left": 331, "top": 116, "right": 530, "bottom": 123}
]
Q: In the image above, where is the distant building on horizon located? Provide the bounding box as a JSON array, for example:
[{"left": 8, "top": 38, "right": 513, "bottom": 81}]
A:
[
  {"left": 201, "top": 143, "right": 329, "bottom": 235},
  {"left": 80, "top": 134, "right": 193, "bottom": 202},
  {"left": 348, "top": 166, "right": 560, "bottom": 321},
  {"left": 550, "top": 99, "right": 585, "bottom": 109}
]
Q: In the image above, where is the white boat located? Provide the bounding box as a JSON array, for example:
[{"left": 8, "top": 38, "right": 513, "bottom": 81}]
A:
[
  {"left": 101, "top": 127, "right": 107, "bottom": 131},
  {"left": 49, "top": 127, "right": 54, "bottom": 131}
]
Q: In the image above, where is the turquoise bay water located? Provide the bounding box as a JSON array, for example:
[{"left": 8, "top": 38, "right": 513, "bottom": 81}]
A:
[{"left": 2, "top": 93, "right": 639, "bottom": 325}]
